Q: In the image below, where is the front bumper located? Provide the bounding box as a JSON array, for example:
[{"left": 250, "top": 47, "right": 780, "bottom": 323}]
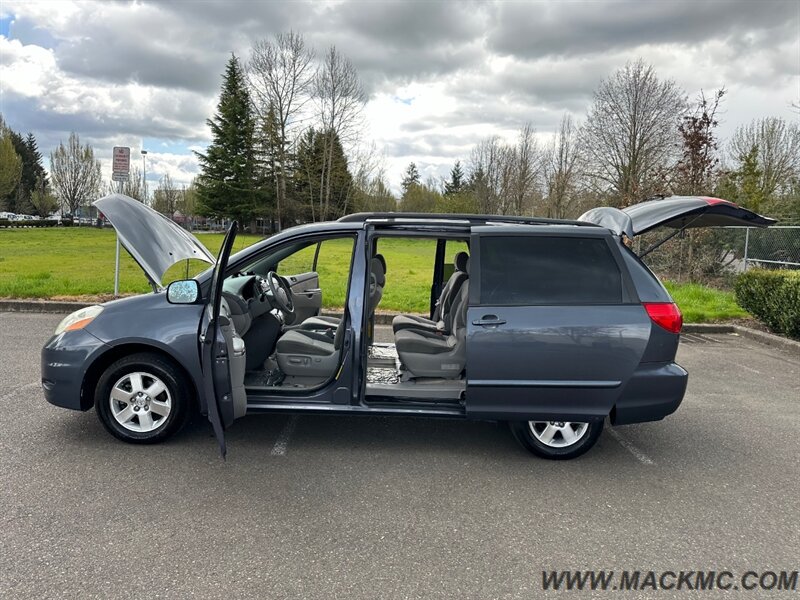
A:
[
  {"left": 41, "top": 329, "right": 109, "bottom": 411},
  {"left": 611, "top": 361, "right": 688, "bottom": 425}
]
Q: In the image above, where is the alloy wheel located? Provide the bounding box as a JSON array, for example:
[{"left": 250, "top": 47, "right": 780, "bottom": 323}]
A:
[
  {"left": 528, "top": 421, "right": 589, "bottom": 448},
  {"left": 109, "top": 371, "right": 172, "bottom": 433}
]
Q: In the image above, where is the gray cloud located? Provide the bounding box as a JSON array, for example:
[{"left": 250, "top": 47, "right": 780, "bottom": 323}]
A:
[
  {"left": 487, "top": 1, "right": 799, "bottom": 60},
  {"left": 2, "top": 0, "right": 797, "bottom": 191}
]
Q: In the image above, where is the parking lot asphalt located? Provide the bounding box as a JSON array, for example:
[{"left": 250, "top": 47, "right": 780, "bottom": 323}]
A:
[{"left": 1, "top": 312, "right": 798, "bottom": 599}]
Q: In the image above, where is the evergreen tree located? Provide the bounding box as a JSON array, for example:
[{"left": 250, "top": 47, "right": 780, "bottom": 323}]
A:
[
  {"left": 444, "top": 160, "right": 464, "bottom": 195},
  {"left": 1, "top": 128, "right": 46, "bottom": 213},
  {"left": 293, "top": 128, "right": 353, "bottom": 221},
  {"left": 195, "top": 54, "right": 258, "bottom": 225},
  {"left": 401, "top": 162, "right": 420, "bottom": 195},
  {"left": 737, "top": 145, "right": 765, "bottom": 213},
  {"left": 253, "top": 103, "right": 280, "bottom": 229},
  {"left": 22, "top": 133, "right": 47, "bottom": 199}
]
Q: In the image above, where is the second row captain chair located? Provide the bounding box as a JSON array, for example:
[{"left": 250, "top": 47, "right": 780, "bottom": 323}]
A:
[
  {"left": 296, "top": 254, "right": 386, "bottom": 332},
  {"left": 392, "top": 251, "right": 469, "bottom": 336}
]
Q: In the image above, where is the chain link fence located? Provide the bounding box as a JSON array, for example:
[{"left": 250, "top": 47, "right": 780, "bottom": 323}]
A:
[{"left": 637, "top": 226, "right": 800, "bottom": 285}]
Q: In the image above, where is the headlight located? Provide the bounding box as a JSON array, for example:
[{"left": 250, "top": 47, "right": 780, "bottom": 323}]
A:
[{"left": 55, "top": 305, "right": 104, "bottom": 335}]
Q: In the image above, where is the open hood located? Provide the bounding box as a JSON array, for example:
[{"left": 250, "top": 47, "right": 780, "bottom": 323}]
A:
[
  {"left": 579, "top": 196, "right": 776, "bottom": 237},
  {"left": 94, "top": 193, "right": 215, "bottom": 287}
]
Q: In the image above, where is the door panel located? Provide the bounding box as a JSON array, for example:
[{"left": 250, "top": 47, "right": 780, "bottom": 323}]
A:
[
  {"left": 465, "top": 305, "right": 650, "bottom": 420},
  {"left": 201, "top": 221, "right": 239, "bottom": 458},
  {"left": 285, "top": 271, "right": 321, "bottom": 323},
  {"left": 464, "top": 227, "right": 649, "bottom": 421}
]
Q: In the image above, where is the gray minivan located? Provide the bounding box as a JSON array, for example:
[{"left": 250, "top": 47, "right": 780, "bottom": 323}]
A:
[{"left": 41, "top": 195, "right": 774, "bottom": 459}]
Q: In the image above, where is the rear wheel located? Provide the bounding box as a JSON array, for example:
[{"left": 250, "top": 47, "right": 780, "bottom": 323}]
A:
[
  {"left": 95, "top": 353, "right": 191, "bottom": 444},
  {"left": 510, "top": 419, "right": 603, "bottom": 460}
]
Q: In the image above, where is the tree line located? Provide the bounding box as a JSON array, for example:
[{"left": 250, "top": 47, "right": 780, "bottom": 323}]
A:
[
  {"left": 194, "top": 33, "right": 371, "bottom": 231},
  {"left": 394, "top": 60, "right": 799, "bottom": 224}
]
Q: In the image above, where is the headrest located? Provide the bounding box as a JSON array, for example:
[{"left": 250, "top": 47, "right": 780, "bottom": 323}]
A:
[
  {"left": 454, "top": 251, "right": 469, "bottom": 273},
  {"left": 370, "top": 256, "right": 386, "bottom": 287},
  {"left": 465, "top": 256, "right": 470, "bottom": 274},
  {"left": 374, "top": 253, "right": 387, "bottom": 274}
]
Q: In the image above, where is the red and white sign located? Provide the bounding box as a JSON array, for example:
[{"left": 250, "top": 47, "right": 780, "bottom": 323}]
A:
[{"left": 112, "top": 146, "right": 131, "bottom": 181}]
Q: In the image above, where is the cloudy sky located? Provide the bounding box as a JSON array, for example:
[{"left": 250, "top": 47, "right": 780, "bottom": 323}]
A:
[{"left": 1, "top": 0, "right": 798, "bottom": 194}]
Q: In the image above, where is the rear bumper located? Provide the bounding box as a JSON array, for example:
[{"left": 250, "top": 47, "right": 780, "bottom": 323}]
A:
[
  {"left": 611, "top": 361, "right": 688, "bottom": 425},
  {"left": 41, "top": 329, "right": 109, "bottom": 411}
]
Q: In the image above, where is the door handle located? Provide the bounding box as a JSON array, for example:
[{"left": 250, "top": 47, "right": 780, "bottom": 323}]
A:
[{"left": 472, "top": 315, "right": 506, "bottom": 326}]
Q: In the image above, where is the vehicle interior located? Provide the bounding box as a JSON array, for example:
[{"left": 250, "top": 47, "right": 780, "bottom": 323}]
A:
[
  {"left": 217, "top": 231, "right": 470, "bottom": 404},
  {"left": 364, "top": 235, "right": 470, "bottom": 404}
]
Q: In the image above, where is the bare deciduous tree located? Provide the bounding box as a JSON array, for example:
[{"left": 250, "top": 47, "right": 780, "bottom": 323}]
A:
[
  {"left": 314, "top": 46, "right": 367, "bottom": 220},
  {"left": 468, "top": 124, "right": 541, "bottom": 215},
  {"left": 507, "top": 122, "right": 540, "bottom": 216},
  {"left": 49, "top": 132, "right": 102, "bottom": 216},
  {"left": 0, "top": 127, "right": 22, "bottom": 204},
  {"left": 107, "top": 166, "right": 146, "bottom": 202},
  {"left": 729, "top": 117, "right": 800, "bottom": 200},
  {"left": 469, "top": 135, "right": 507, "bottom": 214},
  {"left": 249, "top": 32, "right": 315, "bottom": 230},
  {"left": 582, "top": 59, "right": 686, "bottom": 206},
  {"left": 543, "top": 114, "right": 584, "bottom": 218},
  {"left": 152, "top": 173, "right": 180, "bottom": 219},
  {"left": 670, "top": 88, "right": 726, "bottom": 196}
]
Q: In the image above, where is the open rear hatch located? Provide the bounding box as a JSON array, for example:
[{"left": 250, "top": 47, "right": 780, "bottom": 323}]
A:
[
  {"left": 579, "top": 196, "right": 776, "bottom": 256},
  {"left": 579, "top": 196, "right": 775, "bottom": 237}
]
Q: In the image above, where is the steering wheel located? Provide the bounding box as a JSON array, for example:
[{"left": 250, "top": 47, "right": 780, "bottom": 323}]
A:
[{"left": 265, "top": 271, "right": 294, "bottom": 316}]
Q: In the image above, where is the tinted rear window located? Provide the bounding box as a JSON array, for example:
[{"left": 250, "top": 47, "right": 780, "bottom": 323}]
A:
[{"left": 479, "top": 236, "right": 623, "bottom": 305}]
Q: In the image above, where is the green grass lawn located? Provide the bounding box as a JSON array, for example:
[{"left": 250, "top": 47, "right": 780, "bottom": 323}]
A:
[
  {"left": 0, "top": 228, "right": 262, "bottom": 300},
  {"left": 664, "top": 281, "right": 748, "bottom": 323},
  {"left": 0, "top": 227, "right": 748, "bottom": 321}
]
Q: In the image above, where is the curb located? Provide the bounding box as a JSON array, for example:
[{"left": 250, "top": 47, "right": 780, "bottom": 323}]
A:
[
  {"left": 0, "top": 299, "right": 91, "bottom": 313},
  {"left": 730, "top": 324, "right": 800, "bottom": 356},
  {"left": 683, "top": 322, "right": 800, "bottom": 356},
  {"left": 682, "top": 323, "right": 735, "bottom": 334},
  {"left": 3, "top": 299, "right": 799, "bottom": 356}
]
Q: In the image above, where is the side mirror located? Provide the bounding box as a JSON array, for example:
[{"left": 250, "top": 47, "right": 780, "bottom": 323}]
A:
[{"left": 166, "top": 280, "right": 200, "bottom": 304}]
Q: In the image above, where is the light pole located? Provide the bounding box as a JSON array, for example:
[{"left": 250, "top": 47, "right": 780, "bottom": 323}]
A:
[{"left": 141, "top": 149, "right": 148, "bottom": 202}]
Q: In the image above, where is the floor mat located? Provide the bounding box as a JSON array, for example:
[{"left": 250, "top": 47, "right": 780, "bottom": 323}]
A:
[
  {"left": 368, "top": 344, "right": 398, "bottom": 361},
  {"left": 244, "top": 369, "right": 283, "bottom": 387},
  {"left": 366, "top": 367, "right": 400, "bottom": 385}
]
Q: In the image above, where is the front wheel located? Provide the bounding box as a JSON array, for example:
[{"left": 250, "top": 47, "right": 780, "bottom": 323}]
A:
[
  {"left": 509, "top": 419, "right": 603, "bottom": 460},
  {"left": 95, "top": 353, "right": 191, "bottom": 444}
]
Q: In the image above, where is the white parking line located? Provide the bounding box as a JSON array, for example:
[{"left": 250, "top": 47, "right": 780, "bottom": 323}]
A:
[
  {"left": 270, "top": 415, "right": 299, "bottom": 456},
  {"left": 0, "top": 382, "right": 40, "bottom": 404},
  {"left": 607, "top": 427, "right": 655, "bottom": 465}
]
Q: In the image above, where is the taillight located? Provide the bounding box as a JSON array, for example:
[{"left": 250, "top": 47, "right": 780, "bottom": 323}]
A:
[{"left": 643, "top": 302, "right": 683, "bottom": 334}]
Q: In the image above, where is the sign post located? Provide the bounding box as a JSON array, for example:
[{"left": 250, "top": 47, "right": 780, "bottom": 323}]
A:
[{"left": 111, "top": 147, "right": 131, "bottom": 298}]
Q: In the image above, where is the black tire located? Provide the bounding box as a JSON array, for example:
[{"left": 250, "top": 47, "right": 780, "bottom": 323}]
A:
[
  {"left": 509, "top": 419, "right": 603, "bottom": 460},
  {"left": 95, "top": 352, "right": 191, "bottom": 444}
]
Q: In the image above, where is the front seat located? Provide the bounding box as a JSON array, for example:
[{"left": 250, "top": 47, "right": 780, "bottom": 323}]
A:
[
  {"left": 393, "top": 251, "right": 468, "bottom": 335},
  {"left": 394, "top": 282, "right": 469, "bottom": 379},
  {"left": 274, "top": 255, "right": 385, "bottom": 378},
  {"left": 297, "top": 254, "right": 386, "bottom": 331},
  {"left": 275, "top": 319, "right": 346, "bottom": 378}
]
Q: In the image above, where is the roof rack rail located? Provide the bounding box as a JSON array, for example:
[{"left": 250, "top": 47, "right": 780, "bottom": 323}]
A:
[{"left": 337, "top": 212, "right": 598, "bottom": 227}]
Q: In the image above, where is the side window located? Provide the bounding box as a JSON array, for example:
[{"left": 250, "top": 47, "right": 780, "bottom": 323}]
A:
[
  {"left": 443, "top": 239, "right": 470, "bottom": 280},
  {"left": 276, "top": 243, "right": 316, "bottom": 274},
  {"left": 479, "top": 236, "right": 623, "bottom": 305},
  {"left": 313, "top": 238, "right": 354, "bottom": 309}
]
